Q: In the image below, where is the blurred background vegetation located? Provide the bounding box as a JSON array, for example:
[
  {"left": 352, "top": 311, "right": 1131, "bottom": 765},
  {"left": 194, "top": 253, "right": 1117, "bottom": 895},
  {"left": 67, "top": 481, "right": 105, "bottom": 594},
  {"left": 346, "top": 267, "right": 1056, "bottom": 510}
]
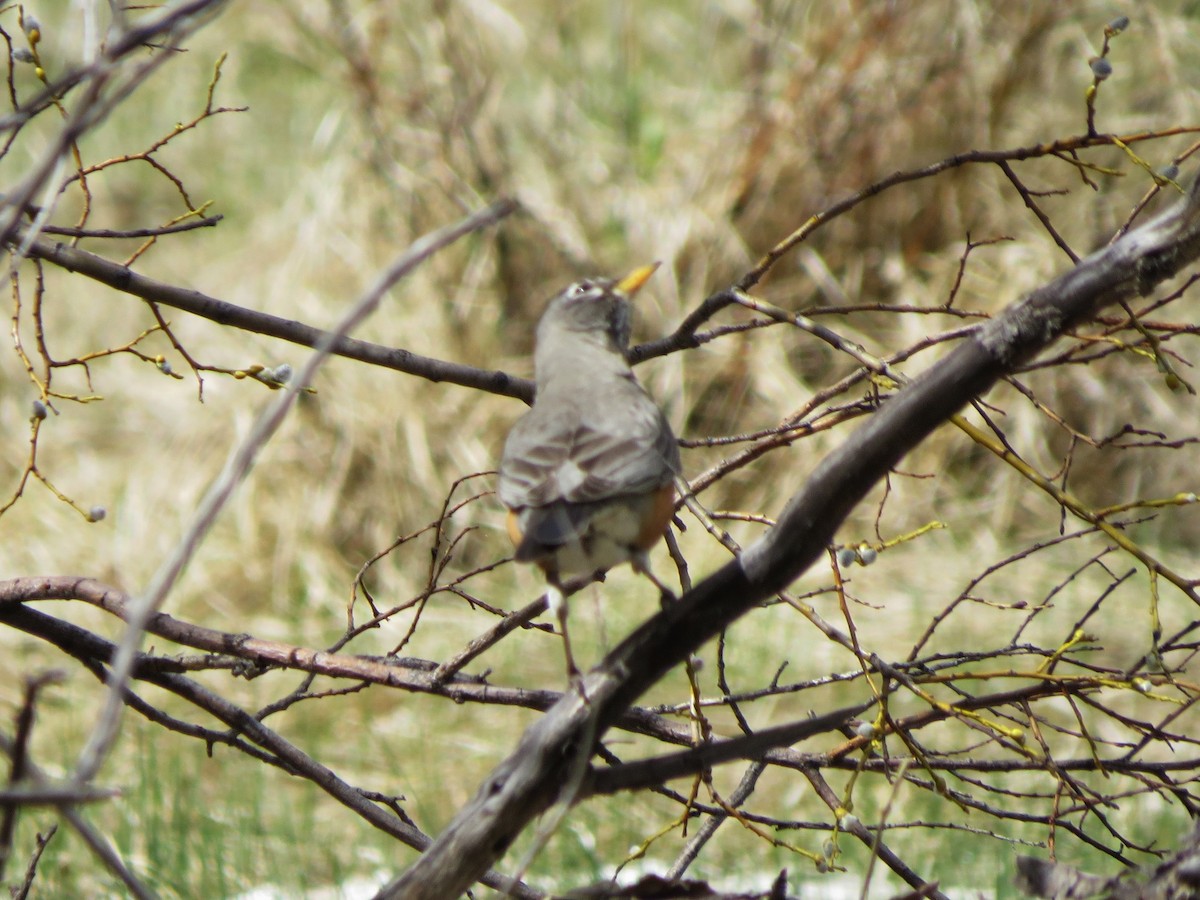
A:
[{"left": 2, "top": 2, "right": 1200, "bottom": 897}]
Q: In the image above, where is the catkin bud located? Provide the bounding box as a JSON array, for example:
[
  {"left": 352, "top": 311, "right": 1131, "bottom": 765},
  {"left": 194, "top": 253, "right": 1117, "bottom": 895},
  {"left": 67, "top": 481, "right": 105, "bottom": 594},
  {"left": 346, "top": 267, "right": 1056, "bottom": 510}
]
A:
[{"left": 1089, "top": 57, "right": 1113, "bottom": 80}]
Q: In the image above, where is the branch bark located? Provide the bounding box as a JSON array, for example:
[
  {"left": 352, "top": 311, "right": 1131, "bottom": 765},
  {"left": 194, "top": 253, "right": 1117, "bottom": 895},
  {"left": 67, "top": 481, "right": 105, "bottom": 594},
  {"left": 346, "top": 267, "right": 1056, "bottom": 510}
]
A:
[{"left": 378, "top": 177, "right": 1200, "bottom": 899}]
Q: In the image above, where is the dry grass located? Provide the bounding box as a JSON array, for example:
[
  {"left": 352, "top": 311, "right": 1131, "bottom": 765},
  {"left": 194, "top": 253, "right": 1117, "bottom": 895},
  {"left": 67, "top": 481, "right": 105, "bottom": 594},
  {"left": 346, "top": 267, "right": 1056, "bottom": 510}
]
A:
[{"left": 3, "top": 2, "right": 1200, "bottom": 897}]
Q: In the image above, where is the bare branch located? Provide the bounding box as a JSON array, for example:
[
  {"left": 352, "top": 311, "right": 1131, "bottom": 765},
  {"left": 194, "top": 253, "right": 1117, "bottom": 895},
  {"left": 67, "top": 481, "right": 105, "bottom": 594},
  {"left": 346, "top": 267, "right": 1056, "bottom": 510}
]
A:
[
  {"left": 11, "top": 227, "right": 533, "bottom": 401},
  {"left": 378, "top": 176, "right": 1200, "bottom": 899},
  {"left": 73, "top": 197, "right": 515, "bottom": 787}
]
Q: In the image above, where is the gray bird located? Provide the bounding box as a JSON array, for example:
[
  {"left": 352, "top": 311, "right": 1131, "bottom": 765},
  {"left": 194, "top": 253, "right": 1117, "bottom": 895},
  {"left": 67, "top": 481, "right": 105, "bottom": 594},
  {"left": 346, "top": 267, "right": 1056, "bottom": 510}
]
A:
[{"left": 498, "top": 264, "right": 680, "bottom": 675}]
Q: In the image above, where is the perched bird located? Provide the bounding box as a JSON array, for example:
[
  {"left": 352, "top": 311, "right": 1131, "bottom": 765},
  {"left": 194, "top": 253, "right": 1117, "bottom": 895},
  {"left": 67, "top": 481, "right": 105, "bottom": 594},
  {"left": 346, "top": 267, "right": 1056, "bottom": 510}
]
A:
[{"left": 498, "top": 264, "right": 680, "bottom": 676}]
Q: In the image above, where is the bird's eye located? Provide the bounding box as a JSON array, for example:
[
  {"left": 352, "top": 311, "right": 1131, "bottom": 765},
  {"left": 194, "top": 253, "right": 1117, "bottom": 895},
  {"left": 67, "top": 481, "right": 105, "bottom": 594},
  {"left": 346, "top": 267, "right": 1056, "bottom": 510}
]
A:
[{"left": 571, "top": 283, "right": 590, "bottom": 297}]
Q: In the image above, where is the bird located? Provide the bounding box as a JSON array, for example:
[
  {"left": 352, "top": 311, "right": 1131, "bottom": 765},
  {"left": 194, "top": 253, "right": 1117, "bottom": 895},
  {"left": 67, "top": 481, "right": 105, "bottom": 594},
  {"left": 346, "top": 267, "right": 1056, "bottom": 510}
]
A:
[{"left": 498, "top": 264, "right": 681, "bottom": 677}]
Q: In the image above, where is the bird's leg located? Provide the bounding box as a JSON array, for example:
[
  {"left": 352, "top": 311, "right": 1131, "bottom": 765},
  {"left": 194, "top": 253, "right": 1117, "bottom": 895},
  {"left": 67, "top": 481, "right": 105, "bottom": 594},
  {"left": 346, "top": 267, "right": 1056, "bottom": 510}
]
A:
[
  {"left": 546, "top": 580, "right": 585, "bottom": 693},
  {"left": 631, "top": 551, "right": 677, "bottom": 606}
]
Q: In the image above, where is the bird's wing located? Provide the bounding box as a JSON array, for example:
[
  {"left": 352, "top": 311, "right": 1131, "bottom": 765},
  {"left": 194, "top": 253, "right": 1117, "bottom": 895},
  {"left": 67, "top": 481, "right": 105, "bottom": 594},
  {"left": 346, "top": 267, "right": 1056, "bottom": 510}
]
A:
[{"left": 498, "top": 383, "right": 678, "bottom": 511}]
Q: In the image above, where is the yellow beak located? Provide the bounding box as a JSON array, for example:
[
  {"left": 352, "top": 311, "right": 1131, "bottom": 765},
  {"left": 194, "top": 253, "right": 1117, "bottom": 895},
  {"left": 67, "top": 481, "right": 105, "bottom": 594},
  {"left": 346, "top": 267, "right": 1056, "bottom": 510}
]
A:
[{"left": 614, "top": 263, "right": 660, "bottom": 297}]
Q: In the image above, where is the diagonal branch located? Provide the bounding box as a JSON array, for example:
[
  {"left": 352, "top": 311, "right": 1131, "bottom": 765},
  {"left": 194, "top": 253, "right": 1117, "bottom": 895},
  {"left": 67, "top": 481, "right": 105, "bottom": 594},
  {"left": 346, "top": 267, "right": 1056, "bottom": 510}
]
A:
[
  {"left": 0, "top": 603, "right": 542, "bottom": 899},
  {"left": 11, "top": 226, "right": 532, "bottom": 401},
  {"left": 378, "top": 175, "right": 1200, "bottom": 899}
]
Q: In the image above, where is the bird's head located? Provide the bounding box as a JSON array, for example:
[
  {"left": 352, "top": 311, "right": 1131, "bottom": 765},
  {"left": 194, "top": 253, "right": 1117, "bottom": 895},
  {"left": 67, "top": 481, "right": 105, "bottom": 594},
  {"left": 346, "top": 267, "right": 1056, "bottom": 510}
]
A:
[{"left": 537, "top": 264, "right": 659, "bottom": 354}]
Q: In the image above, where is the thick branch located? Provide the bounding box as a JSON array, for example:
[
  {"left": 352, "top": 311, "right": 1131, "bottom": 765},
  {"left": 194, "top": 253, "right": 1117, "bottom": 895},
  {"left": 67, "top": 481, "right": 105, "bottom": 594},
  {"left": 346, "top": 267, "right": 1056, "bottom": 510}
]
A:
[{"left": 379, "top": 178, "right": 1200, "bottom": 899}]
